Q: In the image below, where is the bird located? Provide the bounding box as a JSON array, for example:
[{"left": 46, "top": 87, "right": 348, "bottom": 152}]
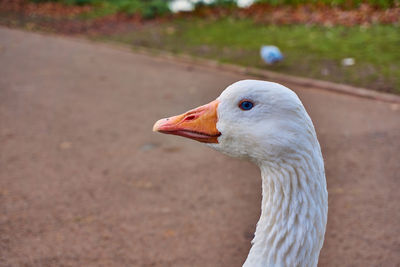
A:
[{"left": 153, "top": 80, "right": 328, "bottom": 267}]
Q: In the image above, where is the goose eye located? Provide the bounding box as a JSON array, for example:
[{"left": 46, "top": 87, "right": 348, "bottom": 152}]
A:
[{"left": 239, "top": 100, "right": 254, "bottom": 111}]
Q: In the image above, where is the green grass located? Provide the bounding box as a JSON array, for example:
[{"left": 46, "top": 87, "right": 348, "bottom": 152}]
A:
[
  {"left": 98, "top": 18, "right": 400, "bottom": 93},
  {"left": 32, "top": 0, "right": 171, "bottom": 18}
]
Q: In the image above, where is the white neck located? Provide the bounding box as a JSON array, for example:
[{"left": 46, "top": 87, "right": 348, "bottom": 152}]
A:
[{"left": 243, "top": 151, "right": 328, "bottom": 267}]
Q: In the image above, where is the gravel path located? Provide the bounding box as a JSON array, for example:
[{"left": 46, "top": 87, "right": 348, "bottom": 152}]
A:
[{"left": 1, "top": 27, "right": 399, "bottom": 266}]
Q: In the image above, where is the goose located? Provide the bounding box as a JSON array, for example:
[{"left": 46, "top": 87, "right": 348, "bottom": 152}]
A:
[{"left": 153, "top": 80, "right": 328, "bottom": 267}]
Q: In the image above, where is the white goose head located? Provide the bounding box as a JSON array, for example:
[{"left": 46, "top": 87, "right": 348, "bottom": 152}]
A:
[{"left": 153, "top": 80, "right": 328, "bottom": 267}]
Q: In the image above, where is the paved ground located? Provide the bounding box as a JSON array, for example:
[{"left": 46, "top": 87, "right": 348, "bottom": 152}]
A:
[{"left": 0, "top": 27, "right": 399, "bottom": 267}]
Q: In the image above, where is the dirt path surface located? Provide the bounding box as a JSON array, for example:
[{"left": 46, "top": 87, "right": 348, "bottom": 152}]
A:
[{"left": 1, "top": 27, "right": 399, "bottom": 267}]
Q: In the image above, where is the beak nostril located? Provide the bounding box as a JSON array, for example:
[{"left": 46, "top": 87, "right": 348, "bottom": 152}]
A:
[{"left": 185, "top": 115, "right": 196, "bottom": 121}]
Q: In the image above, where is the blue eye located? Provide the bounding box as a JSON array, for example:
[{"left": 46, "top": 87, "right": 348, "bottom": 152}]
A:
[{"left": 239, "top": 100, "right": 254, "bottom": 110}]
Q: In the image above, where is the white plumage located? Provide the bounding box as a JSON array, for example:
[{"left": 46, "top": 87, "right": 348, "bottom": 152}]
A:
[{"left": 154, "top": 80, "right": 328, "bottom": 266}]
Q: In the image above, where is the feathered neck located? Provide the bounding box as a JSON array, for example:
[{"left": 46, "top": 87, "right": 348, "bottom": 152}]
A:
[{"left": 243, "top": 148, "right": 328, "bottom": 267}]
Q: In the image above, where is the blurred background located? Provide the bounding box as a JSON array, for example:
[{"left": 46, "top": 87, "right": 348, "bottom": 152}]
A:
[
  {"left": 0, "top": 1, "right": 399, "bottom": 266},
  {"left": 0, "top": 0, "right": 399, "bottom": 93}
]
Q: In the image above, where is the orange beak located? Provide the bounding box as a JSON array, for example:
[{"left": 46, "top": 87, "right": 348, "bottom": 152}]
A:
[{"left": 153, "top": 99, "right": 221, "bottom": 143}]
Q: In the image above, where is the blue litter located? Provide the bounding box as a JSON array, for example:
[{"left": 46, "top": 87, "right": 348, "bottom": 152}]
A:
[{"left": 260, "top": 45, "right": 283, "bottom": 64}]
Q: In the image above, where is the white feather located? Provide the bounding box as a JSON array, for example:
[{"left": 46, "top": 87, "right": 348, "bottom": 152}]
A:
[{"left": 208, "top": 80, "right": 328, "bottom": 267}]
